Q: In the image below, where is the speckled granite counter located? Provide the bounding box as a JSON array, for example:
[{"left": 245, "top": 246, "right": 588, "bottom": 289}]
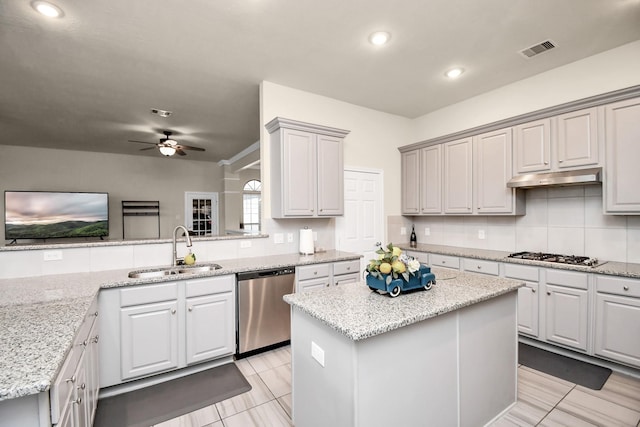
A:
[
  {"left": 284, "top": 267, "right": 524, "bottom": 340},
  {"left": 0, "top": 250, "right": 360, "bottom": 401},
  {"left": 398, "top": 243, "right": 640, "bottom": 279}
]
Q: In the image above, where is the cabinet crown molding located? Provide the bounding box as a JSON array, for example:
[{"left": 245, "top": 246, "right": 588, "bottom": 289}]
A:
[{"left": 266, "top": 117, "right": 350, "bottom": 138}]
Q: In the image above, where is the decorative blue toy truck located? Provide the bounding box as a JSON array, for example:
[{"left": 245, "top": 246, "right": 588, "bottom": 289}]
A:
[{"left": 366, "top": 264, "right": 436, "bottom": 298}]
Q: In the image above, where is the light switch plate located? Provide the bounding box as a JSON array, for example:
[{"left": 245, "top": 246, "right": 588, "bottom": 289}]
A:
[
  {"left": 478, "top": 230, "right": 486, "bottom": 240},
  {"left": 274, "top": 233, "right": 284, "bottom": 244},
  {"left": 424, "top": 227, "right": 431, "bottom": 236},
  {"left": 311, "top": 341, "right": 325, "bottom": 367},
  {"left": 287, "top": 233, "right": 294, "bottom": 243},
  {"left": 240, "top": 240, "right": 252, "bottom": 248},
  {"left": 400, "top": 227, "right": 407, "bottom": 235}
]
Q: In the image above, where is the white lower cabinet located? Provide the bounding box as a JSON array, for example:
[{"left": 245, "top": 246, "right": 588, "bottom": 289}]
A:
[
  {"left": 594, "top": 275, "right": 640, "bottom": 368},
  {"left": 543, "top": 269, "right": 589, "bottom": 352},
  {"left": 504, "top": 264, "right": 540, "bottom": 338},
  {"left": 50, "top": 298, "right": 100, "bottom": 427},
  {"left": 295, "top": 260, "right": 360, "bottom": 292},
  {"left": 120, "top": 299, "right": 179, "bottom": 380},
  {"left": 100, "top": 275, "right": 236, "bottom": 388}
]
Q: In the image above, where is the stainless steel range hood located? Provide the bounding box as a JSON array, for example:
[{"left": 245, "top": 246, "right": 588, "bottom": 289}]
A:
[{"left": 507, "top": 167, "right": 602, "bottom": 189}]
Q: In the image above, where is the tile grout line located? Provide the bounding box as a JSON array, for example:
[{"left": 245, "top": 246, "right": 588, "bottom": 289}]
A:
[{"left": 535, "top": 383, "right": 576, "bottom": 426}]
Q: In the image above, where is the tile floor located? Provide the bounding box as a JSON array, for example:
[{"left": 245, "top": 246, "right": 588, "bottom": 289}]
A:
[{"left": 154, "top": 345, "right": 640, "bottom": 427}]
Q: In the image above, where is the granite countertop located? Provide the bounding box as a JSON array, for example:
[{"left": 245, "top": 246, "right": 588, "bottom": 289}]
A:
[
  {"left": 399, "top": 243, "right": 640, "bottom": 279},
  {"left": 0, "top": 250, "right": 361, "bottom": 402},
  {"left": 284, "top": 267, "right": 524, "bottom": 341}
]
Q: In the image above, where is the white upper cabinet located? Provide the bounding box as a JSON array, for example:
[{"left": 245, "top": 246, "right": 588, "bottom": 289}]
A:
[
  {"left": 443, "top": 138, "right": 473, "bottom": 214},
  {"left": 420, "top": 145, "right": 442, "bottom": 214},
  {"left": 474, "top": 128, "right": 524, "bottom": 215},
  {"left": 267, "top": 117, "right": 349, "bottom": 218},
  {"left": 514, "top": 118, "right": 551, "bottom": 173},
  {"left": 401, "top": 150, "right": 420, "bottom": 214},
  {"left": 514, "top": 107, "right": 600, "bottom": 175},
  {"left": 556, "top": 107, "right": 599, "bottom": 168},
  {"left": 604, "top": 97, "right": 640, "bottom": 214}
]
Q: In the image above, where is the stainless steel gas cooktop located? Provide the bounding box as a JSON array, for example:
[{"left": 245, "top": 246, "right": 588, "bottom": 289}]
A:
[{"left": 507, "top": 251, "right": 605, "bottom": 267}]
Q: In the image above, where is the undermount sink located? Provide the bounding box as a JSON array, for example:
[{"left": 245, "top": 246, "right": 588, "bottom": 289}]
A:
[{"left": 128, "top": 263, "right": 222, "bottom": 279}]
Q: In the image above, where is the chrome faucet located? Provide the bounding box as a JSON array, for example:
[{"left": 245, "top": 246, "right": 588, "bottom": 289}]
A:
[{"left": 172, "top": 225, "right": 193, "bottom": 266}]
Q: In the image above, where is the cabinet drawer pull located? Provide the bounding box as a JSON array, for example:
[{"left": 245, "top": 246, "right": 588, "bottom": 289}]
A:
[
  {"left": 188, "top": 306, "right": 193, "bottom": 312},
  {"left": 531, "top": 289, "right": 536, "bottom": 293},
  {"left": 93, "top": 335, "right": 99, "bottom": 344},
  {"left": 65, "top": 375, "right": 76, "bottom": 383},
  {"left": 171, "top": 308, "right": 176, "bottom": 314},
  {"left": 326, "top": 283, "right": 330, "bottom": 287},
  {"left": 83, "top": 339, "right": 88, "bottom": 347},
  {"left": 79, "top": 383, "right": 86, "bottom": 390},
  {"left": 544, "top": 161, "right": 549, "bottom": 165},
  {"left": 314, "top": 271, "right": 318, "bottom": 275},
  {"left": 94, "top": 311, "right": 99, "bottom": 317},
  {"left": 347, "top": 267, "right": 351, "bottom": 271},
  {"left": 547, "top": 292, "right": 551, "bottom": 296},
  {"left": 623, "top": 286, "right": 629, "bottom": 291},
  {"left": 477, "top": 265, "right": 481, "bottom": 269},
  {"left": 74, "top": 397, "right": 82, "bottom": 405},
  {"left": 558, "top": 159, "right": 564, "bottom": 163}
]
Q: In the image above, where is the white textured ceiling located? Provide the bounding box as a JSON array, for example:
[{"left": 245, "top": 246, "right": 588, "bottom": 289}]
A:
[{"left": 1, "top": 0, "right": 639, "bottom": 162}]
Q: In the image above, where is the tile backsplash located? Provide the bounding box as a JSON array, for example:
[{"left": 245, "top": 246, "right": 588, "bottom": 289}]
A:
[{"left": 389, "top": 185, "right": 640, "bottom": 264}]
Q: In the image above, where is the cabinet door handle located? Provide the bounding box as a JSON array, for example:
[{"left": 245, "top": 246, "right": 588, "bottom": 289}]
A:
[
  {"left": 73, "top": 397, "right": 82, "bottom": 405},
  {"left": 65, "top": 375, "right": 76, "bottom": 383},
  {"left": 188, "top": 306, "right": 193, "bottom": 312},
  {"left": 94, "top": 311, "right": 99, "bottom": 317},
  {"left": 623, "top": 286, "right": 629, "bottom": 291},
  {"left": 79, "top": 383, "right": 86, "bottom": 390},
  {"left": 531, "top": 289, "right": 536, "bottom": 293},
  {"left": 171, "top": 308, "right": 177, "bottom": 314},
  {"left": 83, "top": 339, "right": 88, "bottom": 347},
  {"left": 558, "top": 159, "right": 564, "bottom": 163},
  {"left": 93, "top": 335, "right": 99, "bottom": 344},
  {"left": 326, "top": 283, "right": 330, "bottom": 287},
  {"left": 546, "top": 291, "right": 551, "bottom": 296},
  {"left": 544, "top": 161, "right": 549, "bottom": 165}
]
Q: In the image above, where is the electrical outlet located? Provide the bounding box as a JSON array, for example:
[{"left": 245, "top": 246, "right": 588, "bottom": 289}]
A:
[
  {"left": 478, "top": 230, "right": 486, "bottom": 240},
  {"left": 240, "top": 240, "right": 252, "bottom": 248},
  {"left": 43, "top": 250, "right": 63, "bottom": 261},
  {"left": 400, "top": 227, "right": 407, "bottom": 235},
  {"left": 287, "top": 233, "right": 294, "bottom": 243},
  {"left": 424, "top": 227, "right": 431, "bottom": 236},
  {"left": 274, "top": 233, "right": 284, "bottom": 244},
  {"left": 311, "top": 341, "right": 325, "bottom": 367}
]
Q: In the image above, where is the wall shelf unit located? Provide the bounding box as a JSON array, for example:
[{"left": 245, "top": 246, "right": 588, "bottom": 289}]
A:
[{"left": 122, "top": 201, "right": 160, "bottom": 239}]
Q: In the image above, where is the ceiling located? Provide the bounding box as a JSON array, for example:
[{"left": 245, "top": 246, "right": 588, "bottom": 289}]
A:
[{"left": 1, "top": 0, "right": 639, "bottom": 163}]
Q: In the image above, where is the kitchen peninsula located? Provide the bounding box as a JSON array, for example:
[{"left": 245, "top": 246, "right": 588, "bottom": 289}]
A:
[{"left": 284, "top": 267, "right": 524, "bottom": 427}]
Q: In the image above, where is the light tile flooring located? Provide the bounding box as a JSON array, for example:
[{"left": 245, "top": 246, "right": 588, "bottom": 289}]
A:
[{"left": 155, "top": 345, "right": 640, "bottom": 427}]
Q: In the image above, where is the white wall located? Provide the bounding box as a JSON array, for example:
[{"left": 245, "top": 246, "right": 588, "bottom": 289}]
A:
[{"left": 390, "top": 40, "right": 640, "bottom": 263}]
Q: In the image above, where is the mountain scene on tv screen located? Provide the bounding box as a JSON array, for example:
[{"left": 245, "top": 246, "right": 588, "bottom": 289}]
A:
[{"left": 6, "top": 220, "right": 108, "bottom": 239}]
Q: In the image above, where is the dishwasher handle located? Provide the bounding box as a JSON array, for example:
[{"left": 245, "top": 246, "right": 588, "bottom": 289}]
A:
[{"left": 237, "top": 268, "right": 295, "bottom": 281}]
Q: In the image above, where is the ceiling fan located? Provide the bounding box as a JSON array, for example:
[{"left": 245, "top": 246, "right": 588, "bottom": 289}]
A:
[{"left": 128, "top": 131, "right": 205, "bottom": 157}]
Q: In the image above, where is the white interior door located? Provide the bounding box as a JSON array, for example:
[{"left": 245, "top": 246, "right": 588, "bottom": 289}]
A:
[{"left": 335, "top": 168, "right": 384, "bottom": 273}]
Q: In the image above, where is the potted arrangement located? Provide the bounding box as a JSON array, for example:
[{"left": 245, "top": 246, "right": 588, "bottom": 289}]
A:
[{"left": 365, "top": 243, "right": 436, "bottom": 297}]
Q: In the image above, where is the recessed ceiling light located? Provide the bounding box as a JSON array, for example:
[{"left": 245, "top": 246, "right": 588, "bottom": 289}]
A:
[
  {"left": 369, "top": 31, "right": 391, "bottom": 46},
  {"left": 31, "top": 1, "right": 64, "bottom": 18},
  {"left": 445, "top": 68, "right": 465, "bottom": 79}
]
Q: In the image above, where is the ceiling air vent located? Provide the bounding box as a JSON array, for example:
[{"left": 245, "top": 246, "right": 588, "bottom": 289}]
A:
[{"left": 519, "top": 40, "right": 556, "bottom": 58}]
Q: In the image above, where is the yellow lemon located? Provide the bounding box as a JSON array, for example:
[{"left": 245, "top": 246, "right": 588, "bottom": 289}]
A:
[
  {"left": 392, "top": 246, "right": 402, "bottom": 257},
  {"left": 379, "top": 262, "right": 392, "bottom": 274},
  {"left": 184, "top": 253, "right": 196, "bottom": 265},
  {"left": 391, "top": 260, "right": 406, "bottom": 273}
]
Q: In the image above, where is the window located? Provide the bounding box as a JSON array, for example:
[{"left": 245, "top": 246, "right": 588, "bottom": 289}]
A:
[{"left": 242, "top": 180, "right": 261, "bottom": 231}]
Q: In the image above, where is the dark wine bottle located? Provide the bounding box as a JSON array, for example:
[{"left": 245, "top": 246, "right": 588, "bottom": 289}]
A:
[{"left": 410, "top": 225, "right": 417, "bottom": 248}]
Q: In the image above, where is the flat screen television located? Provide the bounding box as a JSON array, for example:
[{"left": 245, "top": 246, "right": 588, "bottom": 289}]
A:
[{"left": 4, "top": 191, "right": 109, "bottom": 241}]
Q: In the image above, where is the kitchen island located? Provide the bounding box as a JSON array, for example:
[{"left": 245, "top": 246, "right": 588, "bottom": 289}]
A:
[{"left": 283, "top": 267, "right": 524, "bottom": 427}]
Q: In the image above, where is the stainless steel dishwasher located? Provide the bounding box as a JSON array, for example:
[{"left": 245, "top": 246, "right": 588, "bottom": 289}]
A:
[{"left": 237, "top": 267, "right": 295, "bottom": 356}]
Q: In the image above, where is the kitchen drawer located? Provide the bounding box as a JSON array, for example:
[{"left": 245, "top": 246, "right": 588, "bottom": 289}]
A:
[
  {"left": 120, "top": 282, "right": 179, "bottom": 307},
  {"left": 430, "top": 254, "right": 460, "bottom": 269},
  {"left": 335, "top": 272, "right": 360, "bottom": 286},
  {"left": 504, "top": 263, "right": 539, "bottom": 282},
  {"left": 296, "top": 263, "right": 331, "bottom": 281},
  {"left": 545, "top": 268, "right": 588, "bottom": 290},
  {"left": 333, "top": 260, "right": 360, "bottom": 276},
  {"left": 463, "top": 258, "right": 499, "bottom": 276},
  {"left": 596, "top": 275, "right": 640, "bottom": 298},
  {"left": 186, "top": 276, "right": 234, "bottom": 298}
]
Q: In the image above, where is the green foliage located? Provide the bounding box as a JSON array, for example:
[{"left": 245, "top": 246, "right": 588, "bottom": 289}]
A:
[{"left": 6, "top": 221, "right": 108, "bottom": 239}]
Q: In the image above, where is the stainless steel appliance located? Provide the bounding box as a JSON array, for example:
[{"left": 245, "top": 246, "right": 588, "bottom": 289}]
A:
[
  {"left": 507, "top": 251, "right": 604, "bottom": 267},
  {"left": 237, "top": 267, "right": 295, "bottom": 356}
]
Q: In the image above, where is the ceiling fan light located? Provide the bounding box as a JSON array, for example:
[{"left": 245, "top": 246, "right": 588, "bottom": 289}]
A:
[{"left": 159, "top": 146, "right": 176, "bottom": 156}]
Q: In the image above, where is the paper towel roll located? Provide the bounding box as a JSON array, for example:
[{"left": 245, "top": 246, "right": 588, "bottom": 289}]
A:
[{"left": 299, "top": 228, "right": 314, "bottom": 255}]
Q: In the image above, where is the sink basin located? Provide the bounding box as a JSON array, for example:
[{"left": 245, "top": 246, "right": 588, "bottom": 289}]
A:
[
  {"left": 128, "top": 263, "right": 222, "bottom": 279},
  {"left": 178, "top": 264, "right": 222, "bottom": 274}
]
